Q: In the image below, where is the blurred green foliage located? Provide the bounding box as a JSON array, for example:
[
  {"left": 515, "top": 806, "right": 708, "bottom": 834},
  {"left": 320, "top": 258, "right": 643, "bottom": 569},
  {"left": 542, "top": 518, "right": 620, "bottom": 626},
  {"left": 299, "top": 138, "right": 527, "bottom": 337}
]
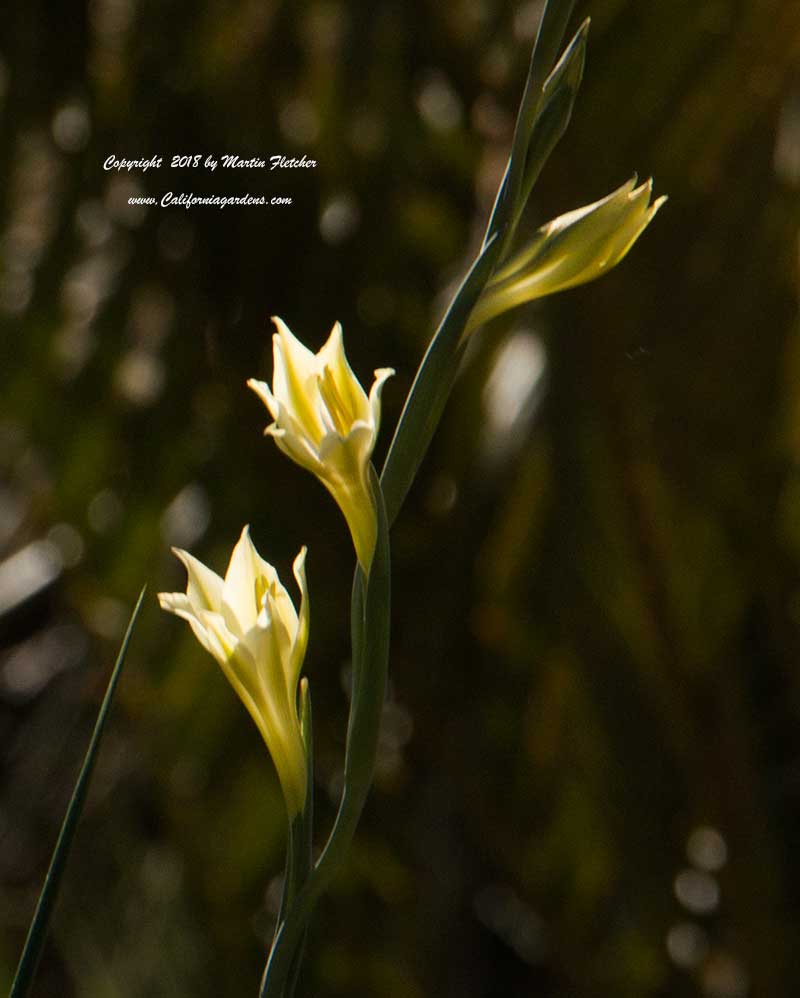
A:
[{"left": 2, "top": 1, "right": 800, "bottom": 996}]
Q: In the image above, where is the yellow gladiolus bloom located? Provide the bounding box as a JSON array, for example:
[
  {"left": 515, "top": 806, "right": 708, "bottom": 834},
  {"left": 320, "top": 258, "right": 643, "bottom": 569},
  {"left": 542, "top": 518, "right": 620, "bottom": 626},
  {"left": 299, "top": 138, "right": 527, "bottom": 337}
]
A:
[
  {"left": 159, "top": 526, "right": 309, "bottom": 817},
  {"left": 248, "top": 318, "right": 393, "bottom": 572},
  {"left": 469, "top": 177, "right": 666, "bottom": 330}
]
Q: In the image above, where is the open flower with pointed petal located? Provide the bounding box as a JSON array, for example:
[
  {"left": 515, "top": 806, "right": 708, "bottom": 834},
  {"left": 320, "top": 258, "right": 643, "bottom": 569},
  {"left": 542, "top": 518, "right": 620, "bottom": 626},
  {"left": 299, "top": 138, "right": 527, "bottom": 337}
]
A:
[
  {"left": 159, "top": 527, "right": 309, "bottom": 818},
  {"left": 248, "top": 318, "right": 394, "bottom": 572},
  {"left": 468, "top": 177, "right": 666, "bottom": 331}
]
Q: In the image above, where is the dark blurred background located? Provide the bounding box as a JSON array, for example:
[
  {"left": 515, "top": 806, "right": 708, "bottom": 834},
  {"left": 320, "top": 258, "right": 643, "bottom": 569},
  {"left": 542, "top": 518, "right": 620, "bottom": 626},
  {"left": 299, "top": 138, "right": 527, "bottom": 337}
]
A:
[{"left": 2, "top": 1, "right": 800, "bottom": 995}]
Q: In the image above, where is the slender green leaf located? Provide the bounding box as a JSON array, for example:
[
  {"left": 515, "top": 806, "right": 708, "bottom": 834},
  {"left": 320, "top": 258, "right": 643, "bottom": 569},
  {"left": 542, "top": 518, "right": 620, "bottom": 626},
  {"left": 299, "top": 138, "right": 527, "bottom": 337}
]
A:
[{"left": 9, "top": 587, "right": 146, "bottom": 998}]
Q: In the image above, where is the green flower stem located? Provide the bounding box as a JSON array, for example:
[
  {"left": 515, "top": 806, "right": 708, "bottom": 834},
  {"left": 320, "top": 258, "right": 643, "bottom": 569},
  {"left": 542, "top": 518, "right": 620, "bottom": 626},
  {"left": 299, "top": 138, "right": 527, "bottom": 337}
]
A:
[
  {"left": 484, "top": 0, "right": 578, "bottom": 257},
  {"left": 9, "top": 587, "right": 146, "bottom": 998},
  {"left": 281, "top": 682, "right": 314, "bottom": 998},
  {"left": 260, "top": 8, "right": 589, "bottom": 994},
  {"left": 379, "top": 9, "right": 588, "bottom": 528},
  {"left": 509, "top": 18, "right": 589, "bottom": 244},
  {"left": 379, "top": 235, "right": 502, "bottom": 527},
  {"left": 273, "top": 683, "right": 313, "bottom": 934},
  {"left": 348, "top": 549, "right": 367, "bottom": 711},
  {"left": 297, "top": 681, "right": 314, "bottom": 892},
  {"left": 260, "top": 469, "right": 390, "bottom": 998}
]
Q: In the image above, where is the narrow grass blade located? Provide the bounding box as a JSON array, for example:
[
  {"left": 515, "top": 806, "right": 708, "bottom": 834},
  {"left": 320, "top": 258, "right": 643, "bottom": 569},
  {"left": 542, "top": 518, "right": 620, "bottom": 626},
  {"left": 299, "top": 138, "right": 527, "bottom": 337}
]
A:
[{"left": 9, "top": 586, "right": 146, "bottom": 998}]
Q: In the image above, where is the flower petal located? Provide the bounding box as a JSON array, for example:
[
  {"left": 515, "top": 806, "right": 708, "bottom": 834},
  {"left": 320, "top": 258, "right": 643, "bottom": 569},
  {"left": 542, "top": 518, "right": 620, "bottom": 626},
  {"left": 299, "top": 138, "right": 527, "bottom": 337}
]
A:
[
  {"left": 263, "top": 396, "right": 325, "bottom": 471},
  {"left": 272, "top": 317, "right": 325, "bottom": 445},
  {"left": 159, "top": 591, "right": 217, "bottom": 658},
  {"left": 492, "top": 176, "right": 640, "bottom": 284},
  {"left": 468, "top": 177, "right": 665, "bottom": 330},
  {"left": 368, "top": 367, "right": 395, "bottom": 439},
  {"left": 246, "top": 377, "right": 280, "bottom": 422},
  {"left": 287, "top": 546, "right": 309, "bottom": 695},
  {"left": 267, "top": 578, "right": 299, "bottom": 666},
  {"left": 222, "top": 525, "right": 276, "bottom": 636},
  {"left": 171, "top": 548, "right": 223, "bottom": 612},
  {"left": 268, "top": 421, "right": 325, "bottom": 475},
  {"left": 197, "top": 609, "right": 265, "bottom": 718},
  {"left": 318, "top": 321, "right": 370, "bottom": 424},
  {"left": 319, "top": 422, "right": 372, "bottom": 478}
]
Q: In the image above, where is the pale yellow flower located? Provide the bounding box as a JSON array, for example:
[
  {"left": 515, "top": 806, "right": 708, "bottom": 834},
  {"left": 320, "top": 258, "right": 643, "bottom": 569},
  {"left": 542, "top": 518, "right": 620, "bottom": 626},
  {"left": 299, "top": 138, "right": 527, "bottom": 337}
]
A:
[
  {"left": 159, "top": 526, "right": 309, "bottom": 817},
  {"left": 248, "top": 318, "right": 393, "bottom": 571},
  {"left": 469, "top": 177, "right": 666, "bottom": 330}
]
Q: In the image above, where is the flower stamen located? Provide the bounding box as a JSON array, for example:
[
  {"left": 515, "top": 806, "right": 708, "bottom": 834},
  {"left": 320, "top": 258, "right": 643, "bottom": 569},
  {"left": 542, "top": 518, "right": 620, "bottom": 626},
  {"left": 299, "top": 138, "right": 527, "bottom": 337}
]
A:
[{"left": 317, "top": 365, "right": 354, "bottom": 436}]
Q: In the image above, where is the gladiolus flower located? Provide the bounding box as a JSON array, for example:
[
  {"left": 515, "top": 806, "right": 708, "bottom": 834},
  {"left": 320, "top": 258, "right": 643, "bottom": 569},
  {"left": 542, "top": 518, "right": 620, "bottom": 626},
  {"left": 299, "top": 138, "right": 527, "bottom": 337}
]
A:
[
  {"left": 468, "top": 177, "right": 666, "bottom": 330},
  {"left": 248, "top": 318, "right": 393, "bottom": 572},
  {"left": 159, "top": 527, "right": 309, "bottom": 817}
]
